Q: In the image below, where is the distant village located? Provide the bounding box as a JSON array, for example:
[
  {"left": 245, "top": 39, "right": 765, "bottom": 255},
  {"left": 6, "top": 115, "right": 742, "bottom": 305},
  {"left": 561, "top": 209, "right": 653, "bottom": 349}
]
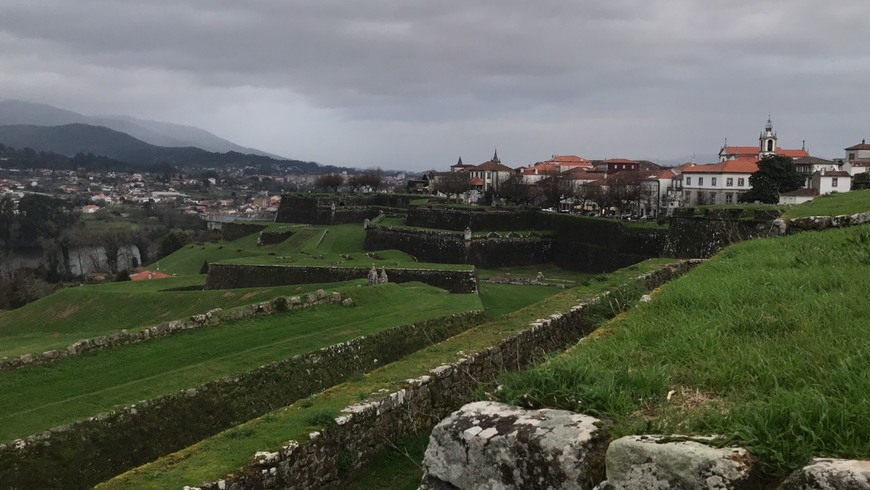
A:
[{"left": 1, "top": 118, "right": 868, "bottom": 223}]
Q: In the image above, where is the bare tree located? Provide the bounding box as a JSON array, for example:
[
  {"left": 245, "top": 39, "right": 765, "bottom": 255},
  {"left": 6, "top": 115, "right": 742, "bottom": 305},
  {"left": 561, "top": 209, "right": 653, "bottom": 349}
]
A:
[
  {"left": 315, "top": 173, "right": 345, "bottom": 193},
  {"left": 497, "top": 173, "right": 539, "bottom": 207},
  {"left": 432, "top": 172, "right": 471, "bottom": 202}
]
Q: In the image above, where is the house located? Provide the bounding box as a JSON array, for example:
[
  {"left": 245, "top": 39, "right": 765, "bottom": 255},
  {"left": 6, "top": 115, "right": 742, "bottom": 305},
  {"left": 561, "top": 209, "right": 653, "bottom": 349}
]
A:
[
  {"left": 591, "top": 159, "right": 660, "bottom": 175},
  {"left": 679, "top": 158, "right": 758, "bottom": 205},
  {"left": 793, "top": 156, "right": 840, "bottom": 186},
  {"left": 810, "top": 170, "right": 851, "bottom": 195},
  {"left": 842, "top": 140, "right": 870, "bottom": 176},
  {"left": 467, "top": 151, "right": 515, "bottom": 192},
  {"left": 779, "top": 188, "right": 819, "bottom": 205}
]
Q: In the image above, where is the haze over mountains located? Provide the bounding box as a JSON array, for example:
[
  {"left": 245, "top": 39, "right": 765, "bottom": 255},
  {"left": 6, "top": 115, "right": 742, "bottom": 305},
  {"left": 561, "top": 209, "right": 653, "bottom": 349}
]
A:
[
  {"left": 0, "top": 100, "right": 345, "bottom": 172},
  {"left": 0, "top": 100, "right": 276, "bottom": 156}
]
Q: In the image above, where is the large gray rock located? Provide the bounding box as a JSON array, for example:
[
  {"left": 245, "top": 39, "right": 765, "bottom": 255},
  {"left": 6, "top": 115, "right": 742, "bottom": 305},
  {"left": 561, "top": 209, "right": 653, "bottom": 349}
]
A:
[
  {"left": 781, "top": 458, "right": 870, "bottom": 489},
  {"left": 595, "top": 435, "right": 755, "bottom": 490},
  {"left": 419, "top": 401, "right": 608, "bottom": 490}
]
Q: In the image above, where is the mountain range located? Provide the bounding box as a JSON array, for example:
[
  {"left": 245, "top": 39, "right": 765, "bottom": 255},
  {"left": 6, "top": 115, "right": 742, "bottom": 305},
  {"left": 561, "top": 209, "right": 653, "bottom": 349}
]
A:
[
  {"left": 0, "top": 100, "right": 343, "bottom": 173},
  {"left": 0, "top": 99, "right": 276, "bottom": 157}
]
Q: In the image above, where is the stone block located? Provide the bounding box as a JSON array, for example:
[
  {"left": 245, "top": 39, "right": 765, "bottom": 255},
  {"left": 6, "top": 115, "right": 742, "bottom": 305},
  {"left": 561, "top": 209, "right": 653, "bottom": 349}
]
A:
[
  {"left": 780, "top": 458, "right": 870, "bottom": 489},
  {"left": 419, "top": 401, "right": 608, "bottom": 490},
  {"left": 595, "top": 435, "right": 755, "bottom": 490}
]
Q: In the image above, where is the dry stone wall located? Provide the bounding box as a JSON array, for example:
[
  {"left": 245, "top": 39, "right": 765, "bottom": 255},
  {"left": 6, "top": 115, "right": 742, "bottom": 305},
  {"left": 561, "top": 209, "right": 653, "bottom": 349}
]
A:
[
  {"left": 193, "top": 262, "right": 697, "bottom": 490},
  {"left": 0, "top": 310, "right": 485, "bottom": 489},
  {"left": 205, "top": 263, "right": 478, "bottom": 293}
]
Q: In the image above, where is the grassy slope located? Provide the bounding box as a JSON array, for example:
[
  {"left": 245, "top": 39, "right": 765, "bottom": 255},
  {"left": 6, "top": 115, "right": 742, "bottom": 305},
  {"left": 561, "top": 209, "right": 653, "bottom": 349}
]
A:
[
  {"left": 99, "top": 259, "right": 673, "bottom": 489},
  {"left": 495, "top": 225, "right": 870, "bottom": 478},
  {"left": 0, "top": 277, "right": 356, "bottom": 357},
  {"left": 0, "top": 283, "right": 481, "bottom": 442},
  {"left": 782, "top": 188, "right": 870, "bottom": 219}
]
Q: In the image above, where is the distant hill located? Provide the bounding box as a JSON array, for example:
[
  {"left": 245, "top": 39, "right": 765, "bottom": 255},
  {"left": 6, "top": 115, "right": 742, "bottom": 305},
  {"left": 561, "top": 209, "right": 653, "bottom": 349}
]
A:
[
  {"left": 0, "top": 99, "right": 280, "bottom": 157},
  {"left": 0, "top": 123, "right": 340, "bottom": 173}
]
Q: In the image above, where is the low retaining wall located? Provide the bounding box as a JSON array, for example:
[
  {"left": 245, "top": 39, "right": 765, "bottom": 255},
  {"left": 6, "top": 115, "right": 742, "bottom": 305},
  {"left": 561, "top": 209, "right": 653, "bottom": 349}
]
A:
[
  {"left": 771, "top": 211, "right": 870, "bottom": 235},
  {"left": 221, "top": 222, "right": 267, "bottom": 241},
  {"left": 0, "top": 311, "right": 486, "bottom": 489},
  {"left": 195, "top": 261, "right": 698, "bottom": 490},
  {"left": 205, "top": 263, "right": 478, "bottom": 293},
  {"left": 275, "top": 194, "right": 414, "bottom": 225},
  {"left": 364, "top": 225, "right": 554, "bottom": 267},
  {"left": 0, "top": 291, "right": 343, "bottom": 372}
]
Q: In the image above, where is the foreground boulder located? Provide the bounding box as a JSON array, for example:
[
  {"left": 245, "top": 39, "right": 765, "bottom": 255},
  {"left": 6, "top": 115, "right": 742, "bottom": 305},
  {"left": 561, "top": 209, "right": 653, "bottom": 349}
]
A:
[
  {"left": 419, "top": 401, "right": 609, "bottom": 490},
  {"left": 781, "top": 458, "right": 870, "bottom": 489},
  {"left": 594, "top": 435, "right": 755, "bottom": 490}
]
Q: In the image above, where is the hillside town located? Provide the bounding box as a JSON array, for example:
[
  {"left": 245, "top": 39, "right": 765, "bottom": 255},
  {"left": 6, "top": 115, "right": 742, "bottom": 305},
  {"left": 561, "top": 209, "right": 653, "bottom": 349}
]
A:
[
  {"left": 1, "top": 119, "right": 867, "bottom": 224},
  {"left": 420, "top": 119, "right": 869, "bottom": 218}
]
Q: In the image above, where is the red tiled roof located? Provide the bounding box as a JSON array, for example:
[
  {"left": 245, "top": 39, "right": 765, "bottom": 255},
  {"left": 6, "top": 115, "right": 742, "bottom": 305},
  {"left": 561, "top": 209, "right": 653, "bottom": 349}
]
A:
[
  {"left": 777, "top": 148, "right": 809, "bottom": 158},
  {"left": 849, "top": 159, "right": 870, "bottom": 167},
  {"left": 469, "top": 177, "right": 484, "bottom": 186},
  {"left": 473, "top": 161, "right": 514, "bottom": 172},
  {"left": 721, "top": 146, "right": 758, "bottom": 155},
  {"left": 845, "top": 142, "right": 870, "bottom": 151},
  {"left": 681, "top": 158, "right": 759, "bottom": 174},
  {"left": 781, "top": 188, "right": 819, "bottom": 197},
  {"left": 818, "top": 171, "right": 850, "bottom": 177},
  {"left": 548, "top": 155, "right": 589, "bottom": 164},
  {"left": 130, "top": 270, "right": 171, "bottom": 281}
]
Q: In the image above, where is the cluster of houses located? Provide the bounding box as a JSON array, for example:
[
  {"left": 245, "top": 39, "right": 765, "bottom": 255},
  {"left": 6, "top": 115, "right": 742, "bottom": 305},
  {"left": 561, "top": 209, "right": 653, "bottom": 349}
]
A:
[{"left": 418, "top": 119, "right": 868, "bottom": 217}]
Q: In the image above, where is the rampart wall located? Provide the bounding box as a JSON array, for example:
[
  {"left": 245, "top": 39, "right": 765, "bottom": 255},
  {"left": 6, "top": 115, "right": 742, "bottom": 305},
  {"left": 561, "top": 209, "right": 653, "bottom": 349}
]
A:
[
  {"left": 0, "top": 311, "right": 486, "bottom": 489},
  {"left": 205, "top": 263, "right": 478, "bottom": 293},
  {"left": 194, "top": 261, "right": 697, "bottom": 490}
]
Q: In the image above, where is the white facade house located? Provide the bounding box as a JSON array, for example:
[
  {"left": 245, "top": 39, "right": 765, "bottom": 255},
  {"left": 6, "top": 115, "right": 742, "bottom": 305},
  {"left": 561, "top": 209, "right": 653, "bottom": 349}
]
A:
[
  {"left": 679, "top": 159, "right": 757, "bottom": 205},
  {"left": 811, "top": 170, "right": 851, "bottom": 195}
]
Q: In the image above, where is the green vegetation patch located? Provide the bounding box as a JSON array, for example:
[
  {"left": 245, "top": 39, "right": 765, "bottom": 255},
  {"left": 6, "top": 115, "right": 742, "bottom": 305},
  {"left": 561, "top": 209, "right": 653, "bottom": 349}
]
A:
[
  {"left": 0, "top": 277, "right": 356, "bottom": 357},
  {"left": 0, "top": 283, "right": 481, "bottom": 442},
  {"left": 494, "top": 225, "right": 870, "bottom": 478},
  {"left": 100, "top": 259, "right": 674, "bottom": 489},
  {"left": 782, "top": 189, "right": 870, "bottom": 219}
]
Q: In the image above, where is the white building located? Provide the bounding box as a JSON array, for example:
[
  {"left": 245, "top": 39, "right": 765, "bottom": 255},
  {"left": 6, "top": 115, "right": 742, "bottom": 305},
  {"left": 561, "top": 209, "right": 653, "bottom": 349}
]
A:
[
  {"left": 842, "top": 140, "right": 870, "bottom": 176},
  {"left": 679, "top": 158, "right": 757, "bottom": 205}
]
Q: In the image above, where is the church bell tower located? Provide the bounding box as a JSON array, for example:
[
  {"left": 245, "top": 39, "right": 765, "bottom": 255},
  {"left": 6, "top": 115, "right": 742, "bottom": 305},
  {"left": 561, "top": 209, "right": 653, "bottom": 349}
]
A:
[{"left": 759, "top": 116, "right": 777, "bottom": 158}]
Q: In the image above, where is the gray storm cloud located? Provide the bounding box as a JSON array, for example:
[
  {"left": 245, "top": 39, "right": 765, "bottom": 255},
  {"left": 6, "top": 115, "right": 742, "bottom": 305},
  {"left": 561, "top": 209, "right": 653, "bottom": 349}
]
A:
[{"left": 2, "top": 0, "right": 869, "bottom": 169}]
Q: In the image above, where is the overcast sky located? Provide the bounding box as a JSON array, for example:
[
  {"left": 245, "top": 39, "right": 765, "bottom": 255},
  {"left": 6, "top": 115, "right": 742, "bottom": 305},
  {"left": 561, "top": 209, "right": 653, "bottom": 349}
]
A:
[{"left": 2, "top": 0, "right": 869, "bottom": 171}]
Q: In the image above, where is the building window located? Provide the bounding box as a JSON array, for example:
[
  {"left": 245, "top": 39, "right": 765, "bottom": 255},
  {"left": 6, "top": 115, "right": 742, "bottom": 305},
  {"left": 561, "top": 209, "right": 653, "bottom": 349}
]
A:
[
  {"left": 832, "top": 177, "right": 838, "bottom": 187},
  {"left": 712, "top": 177, "right": 717, "bottom": 186},
  {"left": 725, "top": 193, "right": 733, "bottom": 204},
  {"left": 699, "top": 177, "right": 704, "bottom": 186},
  {"left": 738, "top": 178, "right": 745, "bottom": 187},
  {"left": 709, "top": 192, "right": 716, "bottom": 203},
  {"left": 726, "top": 178, "right": 733, "bottom": 186},
  {"left": 686, "top": 176, "right": 691, "bottom": 186},
  {"left": 849, "top": 153, "right": 856, "bottom": 161}
]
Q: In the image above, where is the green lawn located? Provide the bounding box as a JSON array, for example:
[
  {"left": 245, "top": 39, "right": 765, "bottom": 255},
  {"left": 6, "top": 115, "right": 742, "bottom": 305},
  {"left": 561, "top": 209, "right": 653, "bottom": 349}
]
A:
[
  {"left": 782, "top": 189, "right": 870, "bottom": 219},
  {"left": 477, "top": 283, "right": 563, "bottom": 319},
  {"left": 0, "top": 276, "right": 358, "bottom": 358},
  {"left": 0, "top": 283, "right": 482, "bottom": 442},
  {"left": 99, "top": 259, "right": 673, "bottom": 489},
  {"left": 494, "top": 225, "right": 870, "bottom": 479}
]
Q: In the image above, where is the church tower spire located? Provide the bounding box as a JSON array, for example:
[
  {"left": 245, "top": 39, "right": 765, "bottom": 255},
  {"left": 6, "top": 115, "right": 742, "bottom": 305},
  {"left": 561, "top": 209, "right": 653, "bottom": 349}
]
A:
[
  {"left": 759, "top": 116, "right": 777, "bottom": 158},
  {"left": 492, "top": 149, "right": 500, "bottom": 164}
]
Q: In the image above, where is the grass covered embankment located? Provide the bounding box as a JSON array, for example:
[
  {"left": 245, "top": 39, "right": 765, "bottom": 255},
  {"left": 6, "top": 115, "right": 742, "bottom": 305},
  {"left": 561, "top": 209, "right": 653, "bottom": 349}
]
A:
[
  {"left": 100, "top": 259, "right": 675, "bottom": 489},
  {"left": 494, "top": 225, "right": 870, "bottom": 478},
  {"left": 782, "top": 188, "right": 870, "bottom": 219},
  {"left": 0, "top": 282, "right": 481, "bottom": 442}
]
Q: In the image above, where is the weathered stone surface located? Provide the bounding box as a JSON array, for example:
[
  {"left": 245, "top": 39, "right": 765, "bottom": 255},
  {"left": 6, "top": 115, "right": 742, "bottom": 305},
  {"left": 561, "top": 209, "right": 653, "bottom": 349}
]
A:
[
  {"left": 781, "top": 458, "right": 870, "bottom": 489},
  {"left": 419, "top": 401, "right": 608, "bottom": 490},
  {"left": 595, "top": 435, "right": 755, "bottom": 490}
]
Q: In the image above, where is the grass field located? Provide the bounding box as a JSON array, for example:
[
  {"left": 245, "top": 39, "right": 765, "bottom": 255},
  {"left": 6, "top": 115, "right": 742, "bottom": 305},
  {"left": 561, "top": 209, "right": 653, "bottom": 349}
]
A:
[
  {"left": 782, "top": 188, "right": 870, "bottom": 219},
  {"left": 0, "top": 282, "right": 482, "bottom": 442},
  {"left": 99, "top": 259, "right": 673, "bottom": 489},
  {"left": 494, "top": 225, "right": 870, "bottom": 479},
  {"left": 0, "top": 276, "right": 360, "bottom": 358}
]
